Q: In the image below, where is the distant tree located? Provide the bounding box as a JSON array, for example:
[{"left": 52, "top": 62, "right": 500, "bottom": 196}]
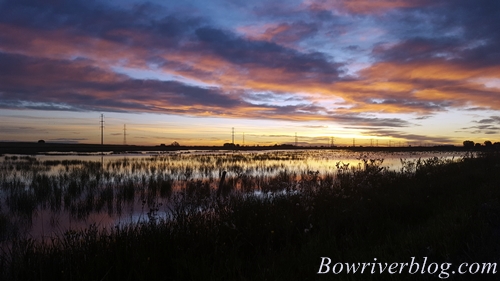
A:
[
  {"left": 171, "top": 141, "right": 180, "bottom": 147},
  {"left": 475, "top": 143, "right": 482, "bottom": 147},
  {"left": 484, "top": 140, "right": 493, "bottom": 147},
  {"left": 37, "top": 140, "right": 45, "bottom": 144},
  {"left": 463, "top": 140, "right": 475, "bottom": 148}
]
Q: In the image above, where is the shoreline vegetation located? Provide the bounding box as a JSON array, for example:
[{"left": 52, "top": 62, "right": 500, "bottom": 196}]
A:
[
  {"left": 1, "top": 148, "right": 500, "bottom": 280},
  {"left": 0, "top": 141, "right": 473, "bottom": 155}
]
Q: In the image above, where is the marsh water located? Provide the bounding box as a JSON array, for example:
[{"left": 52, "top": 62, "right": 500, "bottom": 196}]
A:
[{"left": 0, "top": 149, "right": 466, "bottom": 242}]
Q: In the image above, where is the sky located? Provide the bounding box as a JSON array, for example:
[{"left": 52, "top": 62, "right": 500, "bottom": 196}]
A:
[{"left": 1, "top": 0, "right": 500, "bottom": 147}]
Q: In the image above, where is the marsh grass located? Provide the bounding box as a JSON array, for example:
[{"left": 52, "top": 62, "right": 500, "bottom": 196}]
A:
[{"left": 1, "top": 151, "right": 500, "bottom": 280}]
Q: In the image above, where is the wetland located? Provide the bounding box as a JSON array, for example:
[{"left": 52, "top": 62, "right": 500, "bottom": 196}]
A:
[{"left": 1, "top": 147, "right": 499, "bottom": 280}]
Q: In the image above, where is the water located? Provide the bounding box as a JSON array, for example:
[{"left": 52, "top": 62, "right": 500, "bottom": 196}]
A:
[{"left": 0, "top": 149, "right": 466, "bottom": 241}]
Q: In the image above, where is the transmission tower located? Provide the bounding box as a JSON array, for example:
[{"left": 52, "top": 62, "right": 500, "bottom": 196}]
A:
[
  {"left": 123, "top": 124, "right": 127, "bottom": 145},
  {"left": 100, "top": 114, "right": 104, "bottom": 145}
]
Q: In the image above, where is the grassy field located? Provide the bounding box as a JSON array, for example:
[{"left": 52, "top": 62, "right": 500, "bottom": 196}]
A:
[{"left": 1, "top": 151, "right": 500, "bottom": 280}]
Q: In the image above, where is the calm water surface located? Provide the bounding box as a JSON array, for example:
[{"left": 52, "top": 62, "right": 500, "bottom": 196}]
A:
[{"left": 0, "top": 149, "right": 466, "bottom": 241}]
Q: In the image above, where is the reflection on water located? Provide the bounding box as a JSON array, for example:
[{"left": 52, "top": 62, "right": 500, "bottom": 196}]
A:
[{"left": 0, "top": 149, "right": 466, "bottom": 241}]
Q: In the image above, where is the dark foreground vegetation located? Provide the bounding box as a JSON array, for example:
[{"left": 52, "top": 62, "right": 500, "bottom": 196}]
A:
[{"left": 2, "top": 152, "right": 500, "bottom": 280}]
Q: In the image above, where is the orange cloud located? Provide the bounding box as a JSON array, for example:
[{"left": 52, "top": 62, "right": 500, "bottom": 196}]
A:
[
  {"left": 2, "top": 11, "right": 500, "bottom": 126},
  {"left": 237, "top": 24, "right": 290, "bottom": 42},
  {"left": 0, "top": 23, "right": 151, "bottom": 71},
  {"left": 330, "top": 61, "right": 500, "bottom": 113},
  {"left": 238, "top": 23, "right": 310, "bottom": 45},
  {"left": 304, "top": 0, "right": 429, "bottom": 15}
]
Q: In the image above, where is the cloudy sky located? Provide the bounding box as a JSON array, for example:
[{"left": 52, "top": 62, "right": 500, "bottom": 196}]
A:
[{"left": 1, "top": 0, "right": 499, "bottom": 146}]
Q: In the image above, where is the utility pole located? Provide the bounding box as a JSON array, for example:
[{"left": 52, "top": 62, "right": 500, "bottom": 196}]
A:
[
  {"left": 353, "top": 138, "right": 355, "bottom": 147},
  {"left": 100, "top": 114, "right": 104, "bottom": 145},
  {"left": 232, "top": 127, "right": 234, "bottom": 144},
  {"left": 123, "top": 124, "right": 127, "bottom": 145},
  {"left": 243, "top": 132, "right": 245, "bottom": 146},
  {"left": 295, "top": 132, "right": 298, "bottom": 146}
]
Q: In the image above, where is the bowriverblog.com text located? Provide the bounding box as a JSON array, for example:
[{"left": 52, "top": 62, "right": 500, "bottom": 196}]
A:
[{"left": 318, "top": 257, "right": 497, "bottom": 279}]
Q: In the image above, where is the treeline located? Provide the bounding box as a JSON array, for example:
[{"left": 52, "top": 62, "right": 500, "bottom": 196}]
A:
[{"left": 463, "top": 140, "right": 500, "bottom": 148}]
